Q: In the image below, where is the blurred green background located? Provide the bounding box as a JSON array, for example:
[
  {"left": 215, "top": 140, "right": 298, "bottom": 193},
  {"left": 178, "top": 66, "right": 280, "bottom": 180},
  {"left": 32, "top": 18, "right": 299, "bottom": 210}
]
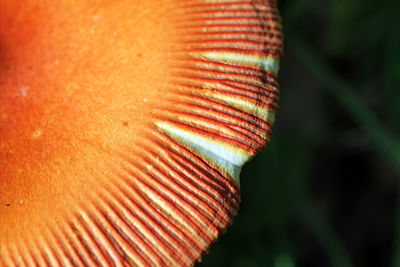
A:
[{"left": 198, "top": 0, "right": 400, "bottom": 266}]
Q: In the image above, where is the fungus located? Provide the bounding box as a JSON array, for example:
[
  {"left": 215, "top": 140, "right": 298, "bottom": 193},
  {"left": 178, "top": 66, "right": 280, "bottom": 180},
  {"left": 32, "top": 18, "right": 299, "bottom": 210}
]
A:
[{"left": 0, "top": 0, "right": 283, "bottom": 266}]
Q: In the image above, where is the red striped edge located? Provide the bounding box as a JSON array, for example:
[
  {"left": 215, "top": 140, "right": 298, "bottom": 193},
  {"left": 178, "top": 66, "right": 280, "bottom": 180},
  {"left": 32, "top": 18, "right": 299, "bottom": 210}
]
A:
[{"left": 1, "top": 0, "right": 282, "bottom": 266}]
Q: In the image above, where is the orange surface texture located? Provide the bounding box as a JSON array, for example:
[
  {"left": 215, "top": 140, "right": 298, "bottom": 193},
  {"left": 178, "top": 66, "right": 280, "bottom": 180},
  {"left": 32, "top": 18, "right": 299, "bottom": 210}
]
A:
[
  {"left": 0, "top": 0, "right": 282, "bottom": 266},
  {"left": 1, "top": 0, "right": 177, "bottom": 238}
]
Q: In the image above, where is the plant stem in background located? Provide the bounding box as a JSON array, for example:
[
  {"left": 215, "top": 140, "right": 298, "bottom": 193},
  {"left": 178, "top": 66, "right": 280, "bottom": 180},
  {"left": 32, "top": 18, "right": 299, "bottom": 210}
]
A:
[
  {"left": 297, "top": 198, "right": 353, "bottom": 267},
  {"left": 286, "top": 31, "right": 400, "bottom": 168},
  {"left": 286, "top": 29, "right": 400, "bottom": 267}
]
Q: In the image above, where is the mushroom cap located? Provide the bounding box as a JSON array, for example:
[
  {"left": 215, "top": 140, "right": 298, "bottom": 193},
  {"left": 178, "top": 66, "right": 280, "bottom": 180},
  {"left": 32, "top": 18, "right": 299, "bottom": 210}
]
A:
[{"left": 0, "top": 0, "right": 282, "bottom": 266}]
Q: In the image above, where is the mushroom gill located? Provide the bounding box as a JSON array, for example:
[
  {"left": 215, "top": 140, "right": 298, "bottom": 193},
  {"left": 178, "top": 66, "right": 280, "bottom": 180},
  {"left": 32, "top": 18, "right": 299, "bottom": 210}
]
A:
[{"left": 0, "top": 0, "right": 283, "bottom": 266}]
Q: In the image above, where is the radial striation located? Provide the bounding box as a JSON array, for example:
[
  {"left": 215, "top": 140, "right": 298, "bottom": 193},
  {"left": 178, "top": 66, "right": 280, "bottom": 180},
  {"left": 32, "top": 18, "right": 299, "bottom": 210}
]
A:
[{"left": 0, "top": 0, "right": 283, "bottom": 266}]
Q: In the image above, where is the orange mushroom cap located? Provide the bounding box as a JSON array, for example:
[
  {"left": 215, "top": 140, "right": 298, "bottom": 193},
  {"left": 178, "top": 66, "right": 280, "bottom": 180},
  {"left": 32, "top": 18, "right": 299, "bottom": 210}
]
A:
[{"left": 0, "top": 0, "right": 282, "bottom": 266}]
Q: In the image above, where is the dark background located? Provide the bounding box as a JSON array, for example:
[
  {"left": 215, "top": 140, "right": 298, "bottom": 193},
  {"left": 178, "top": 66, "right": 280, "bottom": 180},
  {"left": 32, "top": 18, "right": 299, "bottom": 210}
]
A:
[{"left": 198, "top": 0, "right": 400, "bottom": 266}]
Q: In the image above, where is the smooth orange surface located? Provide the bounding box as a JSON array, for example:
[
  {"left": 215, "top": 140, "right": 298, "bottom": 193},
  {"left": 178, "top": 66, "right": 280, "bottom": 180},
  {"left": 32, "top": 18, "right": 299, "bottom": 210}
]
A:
[{"left": 0, "top": 0, "right": 179, "bottom": 241}]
